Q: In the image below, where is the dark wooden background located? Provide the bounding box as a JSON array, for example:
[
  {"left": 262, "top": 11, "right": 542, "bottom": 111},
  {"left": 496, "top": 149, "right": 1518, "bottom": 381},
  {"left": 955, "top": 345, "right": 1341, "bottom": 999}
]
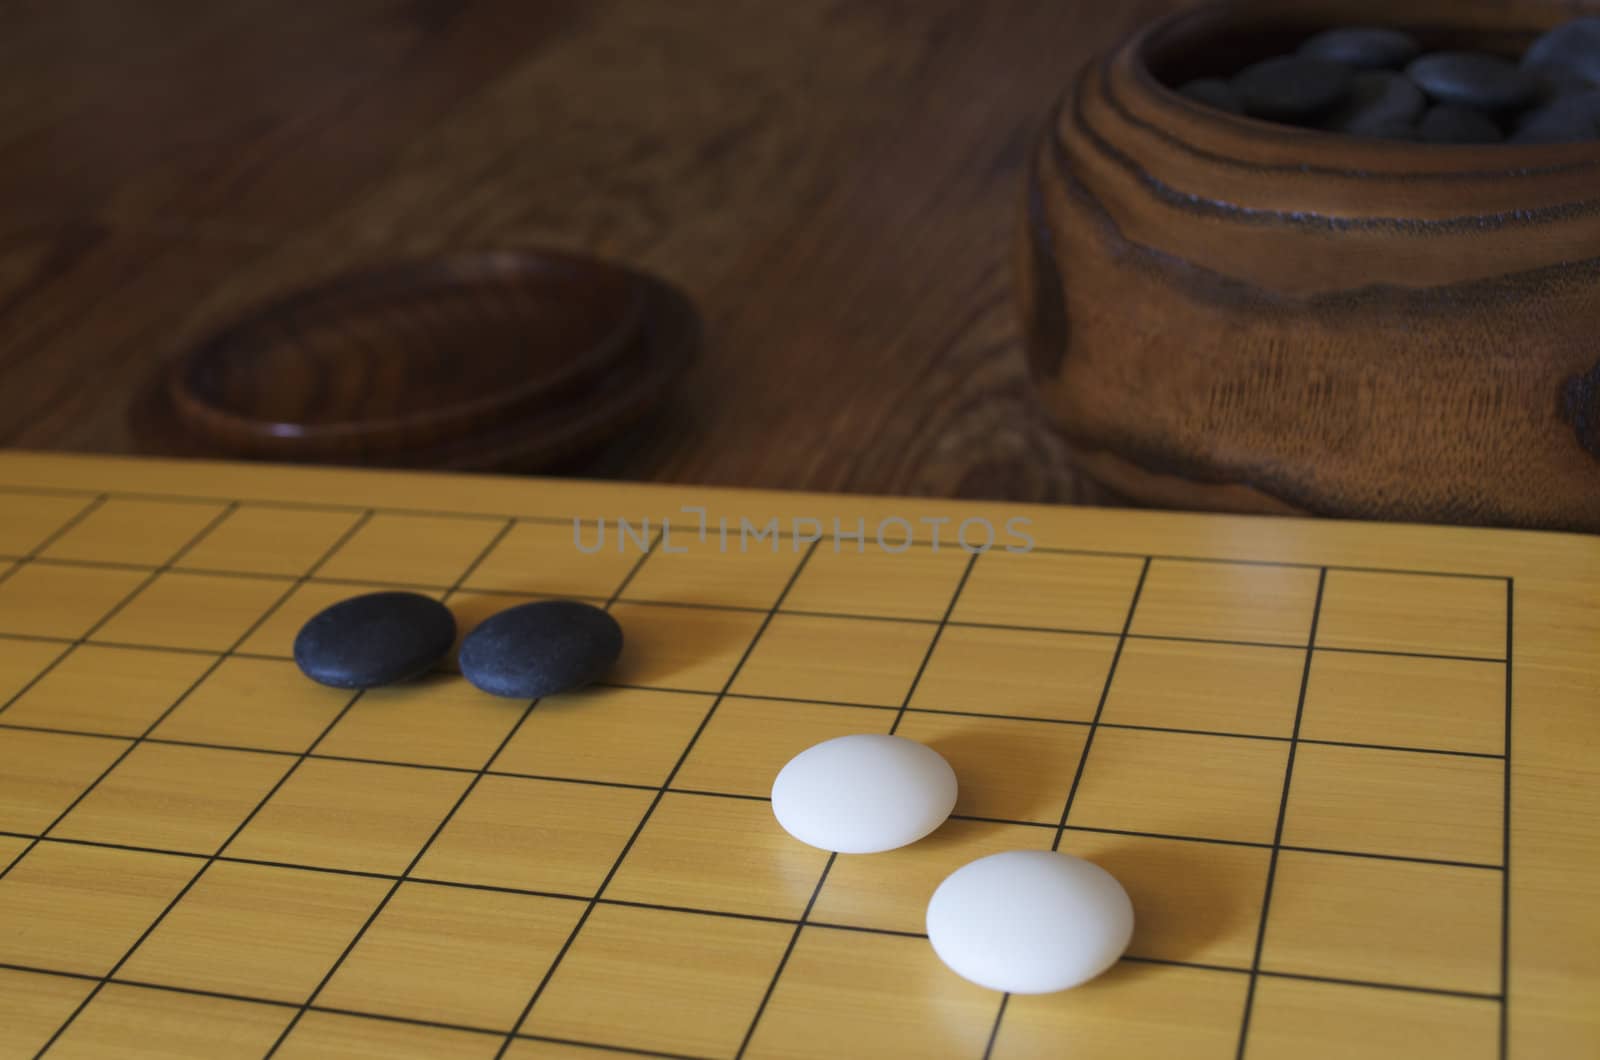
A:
[{"left": 0, "top": 0, "right": 1222, "bottom": 502}]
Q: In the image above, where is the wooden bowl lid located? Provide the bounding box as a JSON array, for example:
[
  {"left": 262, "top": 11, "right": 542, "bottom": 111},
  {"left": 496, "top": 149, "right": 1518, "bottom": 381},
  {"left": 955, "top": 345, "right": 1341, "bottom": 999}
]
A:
[{"left": 131, "top": 250, "right": 696, "bottom": 470}]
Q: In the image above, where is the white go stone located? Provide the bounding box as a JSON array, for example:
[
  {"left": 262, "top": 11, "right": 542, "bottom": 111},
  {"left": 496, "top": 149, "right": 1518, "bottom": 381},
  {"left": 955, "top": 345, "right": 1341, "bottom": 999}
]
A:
[
  {"left": 926, "top": 850, "right": 1134, "bottom": 994},
  {"left": 770, "top": 733, "right": 957, "bottom": 854}
]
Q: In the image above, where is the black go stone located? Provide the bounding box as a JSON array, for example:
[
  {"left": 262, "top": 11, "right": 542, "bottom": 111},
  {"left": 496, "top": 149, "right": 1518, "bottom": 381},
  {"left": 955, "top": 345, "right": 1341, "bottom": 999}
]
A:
[
  {"left": 1178, "top": 77, "right": 1242, "bottom": 114},
  {"left": 1513, "top": 90, "right": 1600, "bottom": 144},
  {"left": 293, "top": 591, "right": 456, "bottom": 690},
  {"left": 1323, "top": 70, "right": 1425, "bottom": 138},
  {"left": 1166, "top": 16, "right": 1600, "bottom": 145},
  {"left": 1299, "top": 26, "right": 1420, "bottom": 70},
  {"left": 1522, "top": 17, "right": 1600, "bottom": 92},
  {"left": 1406, "top": 51, "right": 1538, "bottom": 112},
  {"left": 1232, "top": 55, "right": 1352, "bottom": 122},
  {"left": 458, "top": 599, "right": 623, "bottom": 699},
  {"left": 1418, "top": 104, "right": 1504, "bottom": 144}
]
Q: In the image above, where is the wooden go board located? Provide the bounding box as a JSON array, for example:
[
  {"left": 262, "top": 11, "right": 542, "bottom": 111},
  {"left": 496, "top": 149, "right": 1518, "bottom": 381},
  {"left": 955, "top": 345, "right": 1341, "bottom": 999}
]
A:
[{"left": 0, "top": 451, "right": 1595, "bottom": 1060}]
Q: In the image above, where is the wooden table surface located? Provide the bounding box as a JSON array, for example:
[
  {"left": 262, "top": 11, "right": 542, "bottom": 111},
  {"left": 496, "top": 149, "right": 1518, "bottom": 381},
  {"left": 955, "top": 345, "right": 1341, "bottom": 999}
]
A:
[{"left": 0, "top": 0, "right": 1249, "bottom": 504}]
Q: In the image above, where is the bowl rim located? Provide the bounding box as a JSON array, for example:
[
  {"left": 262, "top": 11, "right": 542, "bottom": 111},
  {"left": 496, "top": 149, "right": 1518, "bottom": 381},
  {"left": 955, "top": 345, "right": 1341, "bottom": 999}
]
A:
[{"left": 165, "top": 248, "right": 647, "bottom": 454}]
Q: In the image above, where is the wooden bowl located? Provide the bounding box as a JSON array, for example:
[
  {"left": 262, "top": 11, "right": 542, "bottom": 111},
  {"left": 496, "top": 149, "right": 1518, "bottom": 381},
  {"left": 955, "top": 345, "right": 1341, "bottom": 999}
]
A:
[
  {"left": 1019, "top": 0, "right": 1600, "bottom": 532},
  {"left": 131, "top": 250, "right": 696, "bottom": 470}
]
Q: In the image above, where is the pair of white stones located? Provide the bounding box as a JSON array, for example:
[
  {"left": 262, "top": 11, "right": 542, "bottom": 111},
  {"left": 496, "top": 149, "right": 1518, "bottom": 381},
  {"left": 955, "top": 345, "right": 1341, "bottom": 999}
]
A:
[{"left": 771, "top": 733, "right": 1134, "bottom": 995}]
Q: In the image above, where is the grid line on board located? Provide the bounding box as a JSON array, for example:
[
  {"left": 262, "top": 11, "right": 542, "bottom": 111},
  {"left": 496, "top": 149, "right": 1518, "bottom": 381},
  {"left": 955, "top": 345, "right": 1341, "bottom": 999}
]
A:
[
  {"left": 0, "top": 823, "right": 952, "bottom": 927},
  {"left": 0, "top": 929, "right": 1508, "bottom": 1032},
  {"left": 259, "top": 519, "right": 656, "bottom": 1057},
  {"left": 0, "top": 501, "right": 253, "bottom": 887},
  {"left": 0, "top": 482, "right": 1516, "bottom": 582},
  {"left": 0, "top": 508, "right": 377, "bottom": 728},
  {"left": 28, "top": 508, "right": 385, "bottom": 1054},
  {"left": 0, "top": 550, "right": 1523, "bottom": 670},
  {"left": 0, "top": 951, "right": 1509, "bottom": 1060},
  {"left": 981, "top": 993, "right": 1010, "bottom": 1060},
  {"left": 0, "top": 554, "right": 1526, "bottom": 625},
  {"left": 979, "top": 557, "right": 1150, "bottom": 1059},
  {"left": 256, "top": 517, "right": 523, "bottom": 1052},
  {"left": 0, "top": 493, "right": 106, "bottom": 591},
  {"left": 489, "top": 537, "right": 824, "bottom": 1060},
  {"left": 1500, "top": 579, "right": 1513, "bottom": 1059},
  {"left": 0, "top": 511, "right": 241, "bottom": 731},
  {"left": 888, "top": 550, "right": 981, "bottom": 736},
  {"left": 0, "top": 808, "right": 1507, "bottom": 893},
  {"left": 734, "top": 853, "right": 838, "bottom": 1059},
  {"left": 35, "top": 694, "right": 368, "bottom": 1056},
  {"left": 1051, "top": 556, "right": 1151, "bottom": 853},
  {"left": 736, "top": 549, "right": 985, "bottom": 1059},
  {"left": 2, "top": 957, "right": 702, "bottom": 1060},
  {"left": 0, "top": 658, "right": 1516, "bottom": 767},
  {"left": 0, "top": 679, "right": 1516, "bottom": 764},
  {"left": 1234, "top": 567, "right": 1328, "bottom": 1060},
  {"left": 0, "top": 603, "right": 1515, "bottom": 668}
]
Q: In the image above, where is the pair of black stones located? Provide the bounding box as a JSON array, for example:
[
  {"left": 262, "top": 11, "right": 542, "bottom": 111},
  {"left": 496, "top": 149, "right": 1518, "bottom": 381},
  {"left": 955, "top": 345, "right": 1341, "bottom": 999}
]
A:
[{"left": 293, "top": 592, "right": 622, "bottom": 698}]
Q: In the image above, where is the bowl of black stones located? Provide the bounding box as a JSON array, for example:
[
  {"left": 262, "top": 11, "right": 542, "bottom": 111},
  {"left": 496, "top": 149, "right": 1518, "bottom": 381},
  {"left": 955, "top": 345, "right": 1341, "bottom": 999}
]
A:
[
  {"left": 1018, "top": 0, "right": 1600, "bottom": 534},
  {"left": 1178, "top": 14, "right": 1599, "bottom": 143}
]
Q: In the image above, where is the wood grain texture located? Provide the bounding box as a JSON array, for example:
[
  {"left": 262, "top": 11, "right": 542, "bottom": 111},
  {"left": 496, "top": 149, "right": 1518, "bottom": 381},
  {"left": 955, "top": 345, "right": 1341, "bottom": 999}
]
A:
[
  {"left": 0, "top": 451, "right": 1594, "bottom": 1058},
  {"left": 0, "top": 0, "right": 1226, "bottom": 503},
  {"left": 1022, "top": 0, "right": 1600, "bottom": 530}
]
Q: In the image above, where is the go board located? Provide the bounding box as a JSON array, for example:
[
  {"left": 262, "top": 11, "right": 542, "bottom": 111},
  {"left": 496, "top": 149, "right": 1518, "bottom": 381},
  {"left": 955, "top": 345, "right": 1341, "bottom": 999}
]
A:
[{"left": 0, "top": 451, "right": 1595, "bottom": 1060}]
